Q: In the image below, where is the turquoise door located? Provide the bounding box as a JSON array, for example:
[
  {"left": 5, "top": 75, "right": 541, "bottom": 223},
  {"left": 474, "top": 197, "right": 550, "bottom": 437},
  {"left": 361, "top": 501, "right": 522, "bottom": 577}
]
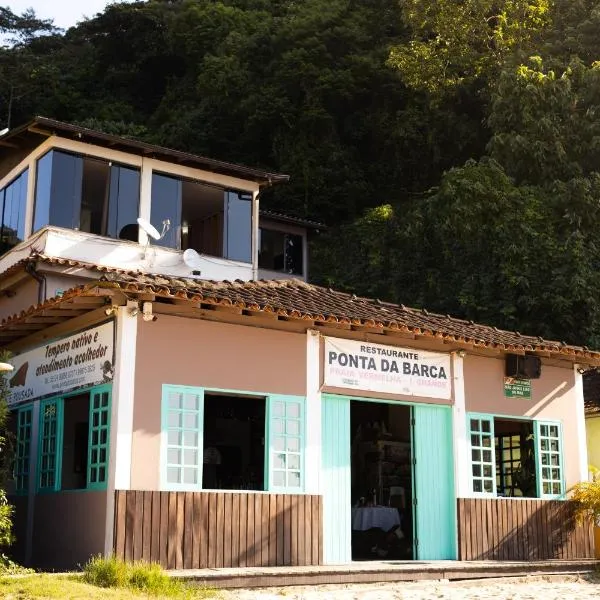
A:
[
  {"left": 413, "top": 404, "right": 456, "bottom": 559},
  {"left": 321, "top": 394, "right": 351, "bottom": 564}
]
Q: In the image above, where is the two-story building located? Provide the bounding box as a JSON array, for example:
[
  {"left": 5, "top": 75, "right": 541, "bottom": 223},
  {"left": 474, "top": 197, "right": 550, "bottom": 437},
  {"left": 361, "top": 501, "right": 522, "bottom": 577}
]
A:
[{"left": 0, "top": 117, "right": 597, "bottom": 570}]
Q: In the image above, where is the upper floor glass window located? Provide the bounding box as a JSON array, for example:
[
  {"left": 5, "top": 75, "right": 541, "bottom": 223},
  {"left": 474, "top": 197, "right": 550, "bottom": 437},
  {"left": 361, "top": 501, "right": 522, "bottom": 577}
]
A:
[
  {"left": 151, "top": 172, "right": 252, "bottom": 263},
  {"left": 258, "top": 228, "right": 303, "bottom": 275},
  {"left": 0, "top": 169, "right": 28, "bottom": 254},
  {"left": 33, "top": 150, "right": 140, "bottom": 240}
]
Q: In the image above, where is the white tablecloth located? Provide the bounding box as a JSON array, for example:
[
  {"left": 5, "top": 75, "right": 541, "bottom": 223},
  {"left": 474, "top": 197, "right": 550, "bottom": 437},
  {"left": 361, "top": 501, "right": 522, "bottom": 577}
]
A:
[{"left": 351, "top": 506, "right": 401, "bottom": 532}]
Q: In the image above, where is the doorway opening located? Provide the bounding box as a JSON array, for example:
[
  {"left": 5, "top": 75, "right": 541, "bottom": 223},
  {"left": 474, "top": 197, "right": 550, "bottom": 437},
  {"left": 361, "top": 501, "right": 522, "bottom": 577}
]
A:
[{"left": 350, "top": 400, "right": 414, "bottom": 560}]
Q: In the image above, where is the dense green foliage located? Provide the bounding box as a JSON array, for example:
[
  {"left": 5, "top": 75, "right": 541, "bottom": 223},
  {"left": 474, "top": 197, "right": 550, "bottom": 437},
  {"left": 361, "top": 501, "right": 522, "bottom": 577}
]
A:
[{"left": 3, "top": 0, "right": 600, "bottom": 345}]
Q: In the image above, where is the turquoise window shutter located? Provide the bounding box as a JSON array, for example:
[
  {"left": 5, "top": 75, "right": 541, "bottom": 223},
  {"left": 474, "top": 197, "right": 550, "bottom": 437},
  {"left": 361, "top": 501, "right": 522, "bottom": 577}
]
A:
[
  {"left": 267, "top": 395, "right": 305, "bottom": 492},
  {"left": 38, "top": 398, "right": 63, "bottom": 492},
  {"left": 161, "top": 385, "right": 204, "bottom": 490},
  {"left": 535, "top": 420, "right": 564, "bottom": 498},
  {"left": 14, "top": 406, "right": 33, "bottom": 494},
  {"left": 467, "top": 413, "right": 496, "bottom": 496},
  {"left": 87, "top": 385, "right": 112, "bottom": 489},
  {"left": 413, "top": 404, "right": 456, "bottom": 559}
]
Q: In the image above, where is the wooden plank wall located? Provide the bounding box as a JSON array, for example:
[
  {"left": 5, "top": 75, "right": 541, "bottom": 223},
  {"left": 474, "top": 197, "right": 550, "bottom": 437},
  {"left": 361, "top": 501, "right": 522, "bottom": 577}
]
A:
[
  {"left": 113, "top": 491, "right": 323, "bottom": 569},
  {"left": 457, "top": 498, "right": 594, "bottom": 560}
]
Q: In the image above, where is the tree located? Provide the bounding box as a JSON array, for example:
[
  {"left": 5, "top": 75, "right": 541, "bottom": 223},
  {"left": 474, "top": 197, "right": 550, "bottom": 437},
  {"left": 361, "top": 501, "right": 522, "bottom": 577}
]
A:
[{"left": 0, "top": 7, "right": 59, "bottom": 128}]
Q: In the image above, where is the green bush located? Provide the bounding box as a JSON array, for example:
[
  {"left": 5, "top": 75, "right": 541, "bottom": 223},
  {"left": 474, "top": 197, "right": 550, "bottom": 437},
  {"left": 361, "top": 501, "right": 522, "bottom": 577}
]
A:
[
  {"left": 83, "top": 555, "right": 189, "bottom": 597},
  {"left": 0, "top": 490, "right": 14, "bottom": 548}
]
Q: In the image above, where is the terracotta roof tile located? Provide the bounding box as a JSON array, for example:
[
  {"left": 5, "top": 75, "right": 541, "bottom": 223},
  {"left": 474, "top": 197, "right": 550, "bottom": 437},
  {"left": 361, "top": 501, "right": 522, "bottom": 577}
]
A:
[{"left": 1, "top": 253, "right": 599, "bottom": 361}]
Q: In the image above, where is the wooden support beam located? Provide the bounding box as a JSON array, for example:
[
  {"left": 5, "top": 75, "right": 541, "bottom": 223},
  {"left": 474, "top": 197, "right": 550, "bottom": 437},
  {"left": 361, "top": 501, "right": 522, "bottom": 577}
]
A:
[{"left": 7, "top": 307, "right": 112, "bottom": 353}]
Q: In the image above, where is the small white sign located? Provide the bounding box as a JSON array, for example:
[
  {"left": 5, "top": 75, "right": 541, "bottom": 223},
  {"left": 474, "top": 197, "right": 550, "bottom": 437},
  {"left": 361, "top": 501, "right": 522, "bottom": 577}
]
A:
[
  {"left": 324, "top": 337, "right": 452, "bottom": 400},
  {"left": 6, "top": 322, "right": 115, "bottom": 407}
]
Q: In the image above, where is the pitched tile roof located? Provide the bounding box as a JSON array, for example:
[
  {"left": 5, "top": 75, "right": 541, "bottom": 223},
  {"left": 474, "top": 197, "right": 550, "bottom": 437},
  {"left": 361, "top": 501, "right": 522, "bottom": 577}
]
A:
[{"left": 0, "top": 253, "right": 596, "bottom": 360}]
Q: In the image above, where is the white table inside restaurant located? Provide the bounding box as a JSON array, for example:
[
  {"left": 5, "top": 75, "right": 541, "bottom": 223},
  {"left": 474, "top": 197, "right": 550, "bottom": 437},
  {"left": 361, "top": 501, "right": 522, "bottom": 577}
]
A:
[{"left": 351, "top": 506, "right": 401, "bottom": 532}]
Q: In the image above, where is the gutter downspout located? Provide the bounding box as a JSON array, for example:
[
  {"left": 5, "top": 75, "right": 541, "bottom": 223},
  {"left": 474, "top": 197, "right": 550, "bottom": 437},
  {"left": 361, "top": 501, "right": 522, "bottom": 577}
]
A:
[{"left": 25, "top": 260, "right": 46, "bottom": 304}]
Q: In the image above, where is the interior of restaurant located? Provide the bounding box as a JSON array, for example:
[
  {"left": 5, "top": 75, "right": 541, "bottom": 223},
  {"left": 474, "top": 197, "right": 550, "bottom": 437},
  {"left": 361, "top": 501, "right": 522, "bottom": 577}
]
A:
[{"left": 350, "top": 400, "right": 414, "bottom": 560}]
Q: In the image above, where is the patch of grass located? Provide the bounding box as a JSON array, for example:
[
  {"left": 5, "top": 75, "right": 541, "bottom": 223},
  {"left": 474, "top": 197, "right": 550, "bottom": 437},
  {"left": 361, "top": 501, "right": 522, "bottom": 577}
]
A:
[
  {"left": 0, "top": 571, "right": 218, "bottom": 599},
  {"left": 82, "top": 556, "right": 216, "bottom": 598}
]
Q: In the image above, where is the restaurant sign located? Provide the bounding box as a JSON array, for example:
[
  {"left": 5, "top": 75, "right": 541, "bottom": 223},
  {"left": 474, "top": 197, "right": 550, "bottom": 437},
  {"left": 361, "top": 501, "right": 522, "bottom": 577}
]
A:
[
  {"left": 503, "top": 377, "right": 531, "bottom": 399},
  {"left": 6, "top": 322, "right": 115, "bottom": 407},
  {"left": 324, "top": 337, "right": 452, "bottom": 400}
]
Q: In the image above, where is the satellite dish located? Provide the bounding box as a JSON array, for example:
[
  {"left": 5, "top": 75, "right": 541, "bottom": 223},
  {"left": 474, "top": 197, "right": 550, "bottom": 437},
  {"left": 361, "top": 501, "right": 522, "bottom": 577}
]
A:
[
  {"left": 183, "top": 248, "right": 203, "bottom": 270},
  {"left": 137, "top": 217, "right": 161, "bottom": 241}
]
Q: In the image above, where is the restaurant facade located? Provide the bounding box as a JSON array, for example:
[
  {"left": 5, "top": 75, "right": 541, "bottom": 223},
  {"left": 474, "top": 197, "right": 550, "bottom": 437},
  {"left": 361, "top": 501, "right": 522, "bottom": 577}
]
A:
[{"left": 1, "top": 263, "right": 597, "bottom": 569}]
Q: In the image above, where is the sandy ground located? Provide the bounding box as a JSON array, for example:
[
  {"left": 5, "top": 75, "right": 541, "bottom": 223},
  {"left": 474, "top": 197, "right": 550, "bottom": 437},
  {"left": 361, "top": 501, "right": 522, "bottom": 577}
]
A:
[{"left": 220, "top": 575, "right": 600, "bottom": 599}]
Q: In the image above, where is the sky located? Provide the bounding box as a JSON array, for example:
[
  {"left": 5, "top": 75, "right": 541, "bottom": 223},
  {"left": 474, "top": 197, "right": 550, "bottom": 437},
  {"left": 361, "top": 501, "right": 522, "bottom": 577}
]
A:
[{"left": 5, "top": 1, "right": 134, "bottom": 30}]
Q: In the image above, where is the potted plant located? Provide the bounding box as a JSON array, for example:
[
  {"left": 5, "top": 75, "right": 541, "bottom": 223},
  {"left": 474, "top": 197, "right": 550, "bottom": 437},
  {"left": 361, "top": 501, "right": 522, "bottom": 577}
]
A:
[{"left": 570, "top": 467, "right": 600, "bottom": 558}]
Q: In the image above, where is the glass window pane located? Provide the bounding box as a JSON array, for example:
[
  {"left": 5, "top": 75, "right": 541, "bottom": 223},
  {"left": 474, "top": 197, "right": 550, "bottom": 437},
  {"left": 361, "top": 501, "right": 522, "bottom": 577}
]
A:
[
  {"left": 225, "top": 191, "right": 252, "bottom": 262},
  {"left": 483, "top": 465, "right": 492, "bottom": 478},
  {"left": 274, "top": 436, "right": 285, "bottom": 451},
  {"left": 472, "top": 464, "right": 481, "bottom": 477},
  {"left": 184, "top": 449, "right": 197, "bottom": 466},
  {"left": 287, "top": 403, "right": 300, "bottom": 418},
  {"left": 80, "top": 157, "right": 110, "bottom": 235},
  {"left": 108, "top": 165, "right": 140, "bottom": 240},
  {"left": 472, "top": 449, "right": 481, "bottom": 462},
  {"left": 273, "top": 419, "right": 284, "bottom": 434},
  {"left": 481, "top": 436, "right": 491, "bottom": 448},
  {"left": 483, "top": 480, "right": 493, "bottom": 493},
  {"left": 470, "top": 419, "right": 480, "bottom": 432},
  {"left": 151, "top": 173, "right": 181, "bottom": 249},
  {"left": 550, "top": 440, "right": 559, "bottom": 452},
  {"left": 549, "top": 425, "right": 559, "bottom": 438},
  {"left": 273, "top": 401, "right": 285, "bottom": 417},
  {"left": 258, "top": 228, "right": 285, "bottom": 271},
  {"left": 552, "top": 483, "right": 561, "bottom": 494},
  {"left": 287, "top": 471, "right": 301, "bottom": 487},
  {"left": 481, "top": 420, "right": 491, "bottom": 433},
  {"left": 167, "top": 467, "right": 180, "bottom": 483},
  {"left": 168, "top": 430, "right": 182, "bottom": 446},
  {"left": 541, "top": 439, "right": 549, "bottom": 451},
  {"left": 471, "top": 434, "right": 480, "bottom": 446},
  {"left": 183, "top": 431, "right": 198, "bottom": 447},
  {"left": 184, "top": 394, "right": 199, "bottom": 411},
  {"left": 34, "top": 152, "right": 53, "bottom": 232},
  {"left": 286, "top": 437, "right": 300, "bottom": 452},
  {"left": 183, "top": 413, "right": 197, "bottom": 429},
  {"left": 273, "top": 471, "right": 285, "bottom": 486},
  {"left": 540, "top": 425, "right": 548, "bottom": 436},
  {"left": 286, "top": 420, "right": 300, "bottom": 435},
  {"left": 49, "top": 151, "right": 83, "bottom": 229},
  {"left": 273, "top": 453, "right": 286, "bottom": 469},
  {"left": 168, "top": 449, "right": 181, "bottom": 465},
  {"left": 482, "top": 450, "right": 492, "bottom": 463},
  {"left": 169, "top": 412, "right": 181, "bottom": 428},
  {"left": 284, "top": 233, "right": 303, "bottom": 275},
  {"left": 183, "top": 468, "right": 197, "bottom": 484},
  {"left": 1, "top": 169, "right": 28, "bottom": 252},
  {"left": 169, "top": 393, "right": 182, "bottom": 409}
]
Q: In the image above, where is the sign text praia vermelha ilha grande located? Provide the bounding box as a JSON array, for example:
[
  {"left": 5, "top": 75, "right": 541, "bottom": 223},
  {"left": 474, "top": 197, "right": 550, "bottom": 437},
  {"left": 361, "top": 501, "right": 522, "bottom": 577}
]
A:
[
  {"left": 324, "top": 337, "right": 452, "bottom": 400},
  {"left": 6, "top": 321, "right": 115, "bottom": 407}
]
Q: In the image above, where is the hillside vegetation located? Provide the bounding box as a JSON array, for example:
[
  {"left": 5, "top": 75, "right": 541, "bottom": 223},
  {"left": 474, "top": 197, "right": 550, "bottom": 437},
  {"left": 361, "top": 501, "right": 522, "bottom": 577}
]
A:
[{"left": 2, "top": 0, "right": 600, "bottom": 346}]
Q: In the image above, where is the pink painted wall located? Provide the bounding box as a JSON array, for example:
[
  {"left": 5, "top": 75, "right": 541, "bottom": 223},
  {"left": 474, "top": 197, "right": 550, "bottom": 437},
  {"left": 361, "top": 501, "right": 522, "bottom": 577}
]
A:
[
  {"left": 464, "top": 354, "right": 580, "bottom": 488},
  {"left": 130, "top": 315, "right": 306, "bottom": 490}
]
